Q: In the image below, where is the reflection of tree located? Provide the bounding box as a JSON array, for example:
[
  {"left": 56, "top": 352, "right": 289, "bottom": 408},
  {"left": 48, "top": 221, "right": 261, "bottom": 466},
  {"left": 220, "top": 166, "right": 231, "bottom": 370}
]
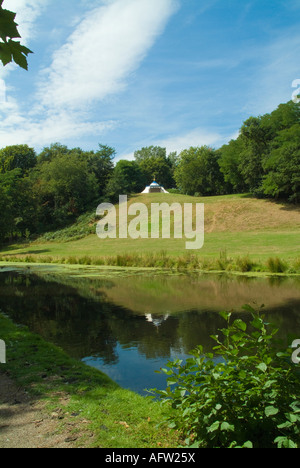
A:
[
  {"left": 107, "top": 313, "right": 181, "bottom": 360},
  {"left": 0, "top": 273, "right": 119, "bottom": 364},
  {"left": 0, "top": 272, "right": 300, "bottom": 367}
]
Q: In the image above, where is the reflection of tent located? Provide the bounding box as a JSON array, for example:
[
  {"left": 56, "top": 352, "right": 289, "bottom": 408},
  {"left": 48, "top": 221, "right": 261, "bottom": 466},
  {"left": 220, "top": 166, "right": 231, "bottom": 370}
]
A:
[
  {"left": 141, "top": 180, "right": 169, "bottom": 194},
  {"left": 145, "top": 313, "right": 170, "bottom": 327}
]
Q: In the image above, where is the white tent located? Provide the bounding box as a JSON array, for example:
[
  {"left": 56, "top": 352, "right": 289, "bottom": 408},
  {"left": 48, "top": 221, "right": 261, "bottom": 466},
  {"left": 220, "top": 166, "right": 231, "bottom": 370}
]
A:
[{"left": 141, "top": 180, "right": 169, "bottom": 194}]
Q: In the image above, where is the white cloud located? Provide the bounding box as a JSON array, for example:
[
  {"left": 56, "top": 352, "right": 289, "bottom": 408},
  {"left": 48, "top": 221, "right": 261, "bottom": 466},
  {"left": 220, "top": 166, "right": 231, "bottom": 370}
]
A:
[
  {"left": 0, "top": 0, "right": 179, "bottom": 149},
  {"left": 0, "top": 108, "right": 116, "bottom": 148},
  {"left": 37, "top": 0, "right": 179, "bottom": 112},
  {"left": 116, "top": 128, "right": 226, "bottom": 161},
  {"left": 156, "top": 128, "right": 224, "bottom": 154}
]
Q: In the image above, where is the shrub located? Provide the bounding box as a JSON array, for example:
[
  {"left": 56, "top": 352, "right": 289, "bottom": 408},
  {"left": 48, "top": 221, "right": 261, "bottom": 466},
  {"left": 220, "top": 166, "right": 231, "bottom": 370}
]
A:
[
  {"left": 293, "top": 258, "right": 300, "bottom": 273},
  {"left": 267, "top": 257, "right": 288, "bottom": 273},
  {"left": 236, "top": 255, "right": 254, "bottom": 272},
  {"left": 217, "top": 249, "right": 232, "bottom": 270},
  {"left": 152, "top": 305, "right": 300, "bottom": 448}
]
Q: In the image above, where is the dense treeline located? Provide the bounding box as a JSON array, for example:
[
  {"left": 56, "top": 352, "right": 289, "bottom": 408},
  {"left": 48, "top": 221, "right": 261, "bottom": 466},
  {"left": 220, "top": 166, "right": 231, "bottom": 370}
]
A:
[
  {"left": 218, "top": 100, "right": 300, "bottom": 202},
  {"left": 174, "top": 100, "right": 300, "bottom": 201},
  {"left": 0, "top": 143, "right": 115, "bottom": 241},
  {"left": 0, "top": 100, "right": 299, "bottom": 243}
]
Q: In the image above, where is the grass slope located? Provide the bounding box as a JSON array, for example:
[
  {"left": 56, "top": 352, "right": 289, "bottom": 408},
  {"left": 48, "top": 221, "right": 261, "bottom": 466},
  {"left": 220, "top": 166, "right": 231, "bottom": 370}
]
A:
[{"left": 1, "top": 194, "right": 299, "bottom": 270}]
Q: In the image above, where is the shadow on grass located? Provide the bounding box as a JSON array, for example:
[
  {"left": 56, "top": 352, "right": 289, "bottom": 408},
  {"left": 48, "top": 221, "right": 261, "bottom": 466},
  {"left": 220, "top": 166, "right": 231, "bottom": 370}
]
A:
[
  {"left": 238, "top": 193, "right": 300, "bottom": 212},
  {"left": 0, "top": 249, "right": 51, "bottom": 257}
]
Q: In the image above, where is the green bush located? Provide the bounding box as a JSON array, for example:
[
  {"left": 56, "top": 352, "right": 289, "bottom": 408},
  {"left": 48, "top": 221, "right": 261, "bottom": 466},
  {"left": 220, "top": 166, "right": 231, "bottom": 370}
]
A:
[
  {"left": 236, "top": 255, "right": 254, "bottom": 272},
  {"left": 267, "top": 257, "right": 288, "bottom": 273},
  {"left": 152, "top": 305, "right": 300, "bottom": 448}
]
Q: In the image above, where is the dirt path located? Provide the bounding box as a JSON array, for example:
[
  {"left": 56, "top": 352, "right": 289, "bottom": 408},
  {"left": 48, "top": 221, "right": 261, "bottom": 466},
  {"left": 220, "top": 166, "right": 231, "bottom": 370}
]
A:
[{"left": 0, "top": 373, "right": 91, "bottom": 448}]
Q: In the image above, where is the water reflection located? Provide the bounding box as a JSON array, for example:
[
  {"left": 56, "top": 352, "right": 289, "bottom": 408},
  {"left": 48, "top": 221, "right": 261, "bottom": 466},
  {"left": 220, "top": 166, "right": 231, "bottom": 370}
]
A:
[{"left": 0, "top": 269, "right": 299, "bottom": 394}]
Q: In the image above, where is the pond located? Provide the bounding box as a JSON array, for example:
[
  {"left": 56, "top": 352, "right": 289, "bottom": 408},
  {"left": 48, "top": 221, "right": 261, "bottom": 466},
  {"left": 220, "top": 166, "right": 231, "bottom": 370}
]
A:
[{"left": 0, "top": 266, "right": 300, "bottom": 395}]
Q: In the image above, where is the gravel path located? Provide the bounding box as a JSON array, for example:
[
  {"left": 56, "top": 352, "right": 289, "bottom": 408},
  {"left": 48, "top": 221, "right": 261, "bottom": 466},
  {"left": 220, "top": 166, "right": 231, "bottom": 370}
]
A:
[{"left": 0, "top": 373, "right": 88, "bottom": 448}]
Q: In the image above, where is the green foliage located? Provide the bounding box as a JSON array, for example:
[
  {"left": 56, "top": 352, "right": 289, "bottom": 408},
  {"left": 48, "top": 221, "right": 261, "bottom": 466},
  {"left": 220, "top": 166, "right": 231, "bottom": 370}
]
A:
[
  {"left": 218, "top": 101, "right": 300, "bottom": 202},
  {"left": 33, "top": 151, "right": 99, "bottom": 228},
  {"left": 105, "top": 160, "right": 144, "bottom": 202},
  {"left": 37, "top": 143, "right": 115, "bottom": 196},
  {"left": 174, "top": 146, "right": 226, "bottom": 196},
  {"left": 267, "top": 257, "right": 288, "bottom": 274},
  {"left": 0, "top": 1, "right": 33, "bottom": 69},
  {"left": 0, "top": 168, "right": 35, "bottom": 241},
  {"left": 87, "top": 144, "right": 115, "bottom": 195},
  {"left": 238, "top": 116, "right": 272, "bottom": 192},
  {"left": 0, "top": 142, "right": 116, "bottom": 243},
  {"left": 152, "top": 305, "right": 300, "bottom": 448},
  {"left": 0, "top": 145, "right": 37, "bottom": 175},
  {"left": 217, "top": 139, "right": 247, "bottom": 193},
  {"left": 262, "top": 124, "right": 300, "bottom": 203},
  {"left": 134, "top": 146, "right": 174, "bottom": 188},
  {"left": 39, "top": 211, "right": 99, "bottom": 242}
]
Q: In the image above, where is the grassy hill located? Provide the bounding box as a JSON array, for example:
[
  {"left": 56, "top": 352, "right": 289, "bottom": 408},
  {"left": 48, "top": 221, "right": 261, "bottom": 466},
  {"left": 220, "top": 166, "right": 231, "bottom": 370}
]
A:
[{"left": 1, "top": 193, "right": 299, "bottom": 273}]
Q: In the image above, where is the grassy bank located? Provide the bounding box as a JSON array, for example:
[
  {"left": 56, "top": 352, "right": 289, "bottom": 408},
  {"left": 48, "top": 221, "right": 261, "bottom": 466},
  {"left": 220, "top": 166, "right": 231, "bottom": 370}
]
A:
[
  {"left": 0, "top": 194, "right": 299, "bottom": 275},
  {"left": 0, "top": 251, "right": 299, "bottom": 275},
  {"left": 0, "top": 313, "right": 179, "bottom": 448}
]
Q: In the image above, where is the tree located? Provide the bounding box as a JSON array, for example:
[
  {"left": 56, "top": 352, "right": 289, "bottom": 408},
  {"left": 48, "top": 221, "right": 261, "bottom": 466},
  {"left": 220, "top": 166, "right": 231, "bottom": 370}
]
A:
[
  {"left": 217, "top": 101, "right": 300, "bottom": 200},
  {"left": 238, "top": 116, "right": 272, "bottom": 191},
  {"left": 264, "top": 101, "right": 300, "bottom": 134},
  {"left": 218, "top": 139, "right": 247, "bottom": 193},
  {"left": 86, "top": 144, "right": 115, "bottom": 195},
  {"left": 0, "top": 168, "right": 35, "bottom": 241},
  {"left": 0, "top": 144, "right": 37, "bottom": 175},
  {"left": 37, "top": 143, "right": 115, "bottom": 197},
  {"left": 105, "top": 160, "right": 144, "bottom": 202},
  {"left": 0, "top": 0, "right": 32, "bottom": 70},
  {"left": 37, "top": 143, "right": 70, "bottom": 164},
  {"left": 174, "top": 146, "right": 225, "bottom": 196},
  {"left": 0, "top": 173, "right": 15, "bottom": 241},
  {"left": 33, "top": 152, "right": 99, "bottom": 228},
  {"left": 134, "top": 146, "right": 174, "bottom": 188},
  {"left": 134, "top": 146, "right": 167, "bottom": 163},
  {"left": 262, "top": 124, "right": 300, "bottom": 203}
]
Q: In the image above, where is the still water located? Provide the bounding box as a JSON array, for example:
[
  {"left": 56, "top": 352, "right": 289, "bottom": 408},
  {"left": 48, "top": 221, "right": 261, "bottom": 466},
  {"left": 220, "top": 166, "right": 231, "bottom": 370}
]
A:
[{"left": 0, "top": 267, "right": 300, "bottom": 395}]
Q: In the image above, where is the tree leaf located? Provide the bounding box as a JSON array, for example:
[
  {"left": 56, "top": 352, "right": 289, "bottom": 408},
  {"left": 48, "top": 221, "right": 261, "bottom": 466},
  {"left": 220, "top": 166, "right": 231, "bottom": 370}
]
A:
[
  {"left": 242, "top": 441, "right": 253, "bottom": 448},
  {"left": 0, "top": 8, "right": 20, "bottom": 41},
  {"left": 265, "top": 406, "right": 279, "bottom": 417},
  {"left": 207, "top": 421, "right": 220, "bottom": 433},
  {"left": 233, "top": 319, "right": 247, "bottom": 331},
  {"left": 257, "top": 362, "right": 267, "bottom": 373},
  {"left": 0, "top": 4, "right": 33, "bottom": 69},
  {"left": 220, "top": 422, "right": 235, "bottom": 432}
]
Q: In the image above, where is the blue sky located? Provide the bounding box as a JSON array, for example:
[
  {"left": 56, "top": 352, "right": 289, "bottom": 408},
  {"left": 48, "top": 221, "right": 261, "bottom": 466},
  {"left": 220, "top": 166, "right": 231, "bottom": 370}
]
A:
[{"left": 0, "top": 0, "right": 299, "bottom": 160}]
